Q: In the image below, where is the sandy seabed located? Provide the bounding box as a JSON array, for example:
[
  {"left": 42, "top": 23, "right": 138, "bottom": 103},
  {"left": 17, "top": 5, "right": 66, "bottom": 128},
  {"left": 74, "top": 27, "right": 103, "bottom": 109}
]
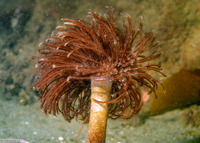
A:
[{"left": 0, "top": 96, "right": 200, "bottom": 143}]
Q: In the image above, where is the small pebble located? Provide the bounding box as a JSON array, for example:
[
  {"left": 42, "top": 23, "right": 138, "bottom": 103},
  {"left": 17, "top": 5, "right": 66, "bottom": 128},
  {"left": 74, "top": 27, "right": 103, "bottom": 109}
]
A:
[{"left": 58, "top": 136, "right": 64, "bottom": 141}]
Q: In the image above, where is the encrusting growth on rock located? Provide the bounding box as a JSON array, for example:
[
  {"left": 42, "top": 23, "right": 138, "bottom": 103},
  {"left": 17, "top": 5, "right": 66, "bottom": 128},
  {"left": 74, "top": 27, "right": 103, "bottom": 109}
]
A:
[{"left": 33, "top": 8, "right": 165, "bottom": 142}]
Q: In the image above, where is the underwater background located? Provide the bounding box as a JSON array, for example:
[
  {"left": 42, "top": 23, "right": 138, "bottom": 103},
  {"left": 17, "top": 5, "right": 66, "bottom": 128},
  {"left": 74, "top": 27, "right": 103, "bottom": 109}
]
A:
[{"left": 0, "top": 0, "right": 200, "bottom": 142}]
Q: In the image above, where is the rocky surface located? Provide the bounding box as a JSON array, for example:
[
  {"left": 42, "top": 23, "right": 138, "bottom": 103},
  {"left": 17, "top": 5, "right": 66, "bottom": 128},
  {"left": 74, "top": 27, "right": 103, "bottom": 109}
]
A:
[{"left": 0, "top": 0, "right": 200, "bottom": 103}]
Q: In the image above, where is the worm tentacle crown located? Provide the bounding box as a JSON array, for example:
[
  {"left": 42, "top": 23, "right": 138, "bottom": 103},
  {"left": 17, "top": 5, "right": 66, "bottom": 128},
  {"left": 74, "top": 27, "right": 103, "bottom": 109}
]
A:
[{"left": 33, "top": 9, "right": 165, "bottom": 123}]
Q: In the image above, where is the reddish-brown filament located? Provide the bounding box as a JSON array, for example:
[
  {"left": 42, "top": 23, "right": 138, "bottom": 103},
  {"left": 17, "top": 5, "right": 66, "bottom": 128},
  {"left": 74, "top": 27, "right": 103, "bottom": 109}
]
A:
[{"left": 33, "top": 9, "right": 166, "bottom": 123}]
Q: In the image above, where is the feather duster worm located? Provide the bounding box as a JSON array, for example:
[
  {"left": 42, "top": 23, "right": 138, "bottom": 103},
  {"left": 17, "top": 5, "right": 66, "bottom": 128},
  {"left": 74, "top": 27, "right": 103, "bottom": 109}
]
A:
[{"left": 33, "top": 8, "right": 165, "bottom": 142}]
